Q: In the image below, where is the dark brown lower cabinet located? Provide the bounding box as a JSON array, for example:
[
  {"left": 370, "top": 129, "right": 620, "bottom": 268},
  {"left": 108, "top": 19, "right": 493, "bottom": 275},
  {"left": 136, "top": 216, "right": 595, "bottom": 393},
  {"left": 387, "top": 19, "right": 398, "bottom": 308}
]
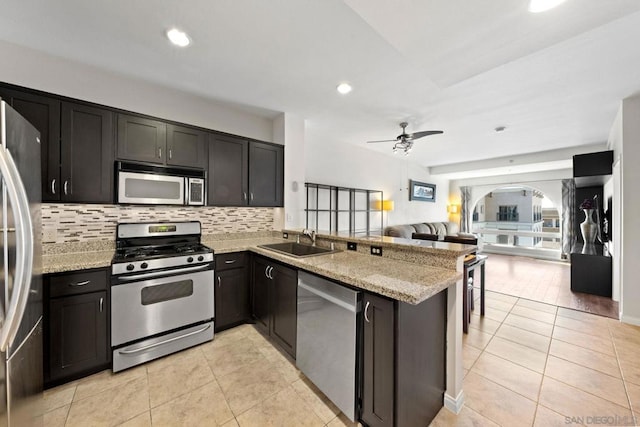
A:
[
  {"left": 361, "top": 289, "right": 447, "bottom": 427},
  {"left": 251, "top": 256, "right": 297, "bottom": 358},
  {"left": 45, "top": 268, "right": 110, "bottom": 388},
  {"left": 215, "top": 253, "right": 249, "bottom": 332}
]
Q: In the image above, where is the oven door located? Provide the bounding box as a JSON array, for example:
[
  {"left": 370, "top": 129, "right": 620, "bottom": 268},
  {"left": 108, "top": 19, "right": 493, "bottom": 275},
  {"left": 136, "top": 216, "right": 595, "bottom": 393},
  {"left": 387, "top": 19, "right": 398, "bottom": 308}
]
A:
[
  {"left": 111, "top": 267, "right": 214, "bottom": 347},
  {"left": 118, "top": 171, "right": 185, "bottom": 205}
]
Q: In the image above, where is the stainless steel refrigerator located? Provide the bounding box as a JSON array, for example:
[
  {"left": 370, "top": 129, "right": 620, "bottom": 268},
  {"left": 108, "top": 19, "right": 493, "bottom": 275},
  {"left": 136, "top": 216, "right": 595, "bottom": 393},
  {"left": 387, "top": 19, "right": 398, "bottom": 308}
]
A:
[{"left": 0, "top": 100, "right": 43, "bottom": 426}]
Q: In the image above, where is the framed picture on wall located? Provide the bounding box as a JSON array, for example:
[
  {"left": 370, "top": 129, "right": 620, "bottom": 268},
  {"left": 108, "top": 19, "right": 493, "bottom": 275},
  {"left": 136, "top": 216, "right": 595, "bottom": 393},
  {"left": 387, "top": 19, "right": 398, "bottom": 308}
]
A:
[{"left": 409, "top": 180, "right": 436, "bottom": 202}]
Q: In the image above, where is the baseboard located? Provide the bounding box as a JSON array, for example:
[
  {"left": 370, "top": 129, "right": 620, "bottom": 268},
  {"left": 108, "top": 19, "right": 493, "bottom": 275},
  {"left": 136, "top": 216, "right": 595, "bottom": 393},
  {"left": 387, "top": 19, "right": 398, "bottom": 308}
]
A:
[
  {"left": 444, "top": 391, "right": 465, "bottom": 414},
  {"left": 620, "top": 314, "right": 640, "bottom": 326}
]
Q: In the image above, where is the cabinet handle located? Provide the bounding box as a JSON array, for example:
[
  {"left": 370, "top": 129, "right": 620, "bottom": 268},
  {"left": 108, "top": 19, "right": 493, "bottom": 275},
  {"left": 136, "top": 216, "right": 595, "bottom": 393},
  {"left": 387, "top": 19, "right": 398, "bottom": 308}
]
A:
[
  {"left": 243, "top": 192, "right": 247, "bottom": 201},
  {"left": 99, "top": 297, "right": 104, "bottom": 313},
  {"left": 217, "top": 276, "right": 221, "bottom": 287},
  {"left": 69, "top": 280, "right": 90, "bottom": 287},
  {"left": 158, "top": 147, "right": 162, "bottom": 158},
  {"left": 63, "top": 180, "right": 69, "bottom": 195},
  {"left": 364, "top": 301, "right": 371, "bottom": 323},
  {"left": 264, "top": 265, "right": 270, "bottom": 279},
  {"left": 268, "top": 266, "right": 274, "bottom": 280},
  {"left": 169, "top": 149, "right": 172, "bottom": 160},
  {"left": 224, "top": 260, "right": 237, "bottom": 264},
  {"left": 51, "top": 179, "right": 56, "bottom": 195},
  {"left": 250, "top": 192, "right": 254, "bottom": 201}
]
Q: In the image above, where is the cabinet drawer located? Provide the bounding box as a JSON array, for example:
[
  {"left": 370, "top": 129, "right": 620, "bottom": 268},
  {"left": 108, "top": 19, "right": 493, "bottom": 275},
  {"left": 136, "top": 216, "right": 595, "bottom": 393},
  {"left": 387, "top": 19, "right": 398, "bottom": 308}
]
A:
[
  {"left": 49, "top": 269, "right": 108, "bottom": 298},
  {"left": 216, "top": 252, "right": 246, "bottom": 271}
]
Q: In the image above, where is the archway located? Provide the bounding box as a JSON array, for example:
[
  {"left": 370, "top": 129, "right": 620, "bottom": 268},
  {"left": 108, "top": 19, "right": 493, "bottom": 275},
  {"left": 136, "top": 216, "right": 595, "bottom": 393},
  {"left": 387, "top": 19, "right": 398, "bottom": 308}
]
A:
[{"left": 471, "top": 185, "right": 562, "bottom": 259}]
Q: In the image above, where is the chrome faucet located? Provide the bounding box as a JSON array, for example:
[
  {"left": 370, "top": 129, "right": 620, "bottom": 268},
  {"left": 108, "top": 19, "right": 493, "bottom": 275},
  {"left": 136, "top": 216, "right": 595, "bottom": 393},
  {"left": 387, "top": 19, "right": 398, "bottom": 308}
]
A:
[{"left": 301, "top": 229, "right": 316, "bottom": 246}]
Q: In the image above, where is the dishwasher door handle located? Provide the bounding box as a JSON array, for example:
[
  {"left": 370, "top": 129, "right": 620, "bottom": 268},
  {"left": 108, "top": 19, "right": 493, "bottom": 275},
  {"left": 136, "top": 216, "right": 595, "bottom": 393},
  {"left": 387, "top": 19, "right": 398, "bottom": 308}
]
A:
[{"left": 298, "top": 282, "right": 357, "bottom": 313}]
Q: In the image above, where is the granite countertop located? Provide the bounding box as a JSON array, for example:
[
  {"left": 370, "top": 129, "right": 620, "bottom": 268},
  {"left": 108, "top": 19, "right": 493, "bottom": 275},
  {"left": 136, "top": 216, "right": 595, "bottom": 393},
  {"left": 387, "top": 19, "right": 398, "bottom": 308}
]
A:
[{"left": 42, "top": 234, "right": 461, "bottom": 305}]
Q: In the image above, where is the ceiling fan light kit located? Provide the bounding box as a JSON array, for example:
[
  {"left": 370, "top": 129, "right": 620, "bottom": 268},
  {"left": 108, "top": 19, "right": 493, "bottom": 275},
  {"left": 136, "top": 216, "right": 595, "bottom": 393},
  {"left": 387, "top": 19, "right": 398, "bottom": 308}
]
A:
[{"left": 368, "top": 121, "right": 443, "bottom": 156}]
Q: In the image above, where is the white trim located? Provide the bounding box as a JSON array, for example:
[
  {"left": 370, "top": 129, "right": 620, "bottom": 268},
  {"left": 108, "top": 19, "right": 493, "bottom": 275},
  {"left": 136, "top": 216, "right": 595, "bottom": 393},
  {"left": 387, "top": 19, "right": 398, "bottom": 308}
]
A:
[
  {"left": 444, "top": 391, "right": 465, "bottom": 414},
  {"left": 620, "top": 314, "right": 640, "bottom": 327}
]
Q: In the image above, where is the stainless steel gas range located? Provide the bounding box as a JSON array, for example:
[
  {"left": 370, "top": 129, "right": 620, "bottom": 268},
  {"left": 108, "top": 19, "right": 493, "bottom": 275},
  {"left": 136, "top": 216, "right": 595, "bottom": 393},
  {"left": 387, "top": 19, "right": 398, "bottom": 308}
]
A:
[{"left": 110, "top": 221, "right": 214, "bottom": 372}]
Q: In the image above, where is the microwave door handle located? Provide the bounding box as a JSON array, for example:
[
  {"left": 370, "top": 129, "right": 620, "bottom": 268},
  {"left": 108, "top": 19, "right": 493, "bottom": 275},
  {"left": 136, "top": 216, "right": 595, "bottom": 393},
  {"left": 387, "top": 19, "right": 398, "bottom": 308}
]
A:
[{"left": 0, "top": 145, "right": 34, "bottom": 351}]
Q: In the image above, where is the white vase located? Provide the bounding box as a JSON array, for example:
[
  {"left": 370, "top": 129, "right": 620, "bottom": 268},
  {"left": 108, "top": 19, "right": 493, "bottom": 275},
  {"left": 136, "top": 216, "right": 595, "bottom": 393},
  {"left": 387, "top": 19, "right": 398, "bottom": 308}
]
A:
[{"left": 580, "top": 208, "right": 597, "bottom": 244}]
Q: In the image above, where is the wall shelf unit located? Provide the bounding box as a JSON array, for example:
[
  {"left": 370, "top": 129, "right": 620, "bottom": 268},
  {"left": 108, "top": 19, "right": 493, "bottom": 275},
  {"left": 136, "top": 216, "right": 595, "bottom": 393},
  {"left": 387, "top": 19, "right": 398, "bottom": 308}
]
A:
[{"left": 305, "top": 183, "right": 383, "bottom": 236}]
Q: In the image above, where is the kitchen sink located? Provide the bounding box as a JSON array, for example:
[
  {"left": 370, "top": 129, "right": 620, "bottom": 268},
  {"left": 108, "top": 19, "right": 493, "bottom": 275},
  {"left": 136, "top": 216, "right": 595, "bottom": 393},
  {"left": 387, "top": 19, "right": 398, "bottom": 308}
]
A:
[{"left": 258, "top": 242, "right": 340, "bottom": 258}]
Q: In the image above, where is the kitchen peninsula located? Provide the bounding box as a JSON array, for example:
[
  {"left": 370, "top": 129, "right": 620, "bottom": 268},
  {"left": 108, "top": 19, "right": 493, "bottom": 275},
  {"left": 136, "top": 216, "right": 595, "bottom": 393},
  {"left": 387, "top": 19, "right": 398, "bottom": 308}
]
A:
[{"left": 42, "top": 230, "right": 472, "bottom": 426}]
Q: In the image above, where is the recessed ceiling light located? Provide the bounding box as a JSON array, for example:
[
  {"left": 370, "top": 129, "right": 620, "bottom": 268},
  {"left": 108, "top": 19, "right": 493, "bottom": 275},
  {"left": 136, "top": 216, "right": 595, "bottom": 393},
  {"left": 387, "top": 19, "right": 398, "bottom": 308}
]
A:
[
  {"left": 337, "top": 83, "right": 352, "bottom": 95},
  {"left": 495, "top": 126, "right": 507, "bottom": 133},
  {"left": 528, "top": 0, "right": 567, "bottom": 13},
  {"left": 166, "top": 28, "right": 191, "bottom": 47}
]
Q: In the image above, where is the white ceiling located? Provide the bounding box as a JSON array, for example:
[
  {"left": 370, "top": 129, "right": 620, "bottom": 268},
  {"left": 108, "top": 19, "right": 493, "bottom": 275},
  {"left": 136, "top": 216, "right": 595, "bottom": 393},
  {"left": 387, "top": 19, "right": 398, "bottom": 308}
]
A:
[{"left": 1, "top": 0, "right": 639, "bottom": 172}]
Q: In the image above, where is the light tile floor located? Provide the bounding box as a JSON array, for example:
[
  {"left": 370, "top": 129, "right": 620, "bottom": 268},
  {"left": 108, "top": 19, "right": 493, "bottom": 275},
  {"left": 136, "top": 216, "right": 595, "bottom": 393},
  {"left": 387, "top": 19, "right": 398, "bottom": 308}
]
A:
[
  {"left": 43, "top": 324, "right": 360, "bottom": 427},
  {"left": 484, "top": 254, "right": 618, "bottom": 318},
  {"left": 430, "top": 290, "right": 640, "bottom": 427},
  {"left": 44, "top": 290, "right": 640, "bottom": 427}
]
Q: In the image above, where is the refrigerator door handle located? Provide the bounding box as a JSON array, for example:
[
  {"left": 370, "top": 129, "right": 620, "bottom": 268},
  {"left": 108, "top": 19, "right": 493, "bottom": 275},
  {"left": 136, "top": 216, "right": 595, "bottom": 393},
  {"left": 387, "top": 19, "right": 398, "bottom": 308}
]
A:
[{"left": 0, "top": 144, "right": 34, "bottom": 351}]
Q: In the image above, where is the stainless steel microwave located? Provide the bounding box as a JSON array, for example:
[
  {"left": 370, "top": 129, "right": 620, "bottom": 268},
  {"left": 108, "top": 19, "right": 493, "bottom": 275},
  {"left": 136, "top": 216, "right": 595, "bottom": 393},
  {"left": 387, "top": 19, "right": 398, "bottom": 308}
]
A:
[{"left": 116, "top": 161, "right": 205, "bottom": 206}]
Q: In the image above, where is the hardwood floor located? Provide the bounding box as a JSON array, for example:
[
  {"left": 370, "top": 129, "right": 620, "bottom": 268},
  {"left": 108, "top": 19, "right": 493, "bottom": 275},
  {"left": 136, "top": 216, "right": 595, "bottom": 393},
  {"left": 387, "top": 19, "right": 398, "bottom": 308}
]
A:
[{"left": 481, "top": 254, "right": 618, "bottom": 319}]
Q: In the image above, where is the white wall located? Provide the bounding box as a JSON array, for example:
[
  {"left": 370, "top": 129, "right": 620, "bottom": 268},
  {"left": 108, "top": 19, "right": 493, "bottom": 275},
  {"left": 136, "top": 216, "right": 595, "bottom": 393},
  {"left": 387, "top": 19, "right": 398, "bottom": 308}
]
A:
[
  {"left": 305, "top": 129, "right": 449, "bottom": 227},
  {"left": 613, "top": 95, "right": 640, "bottom": 325},
  {"left": 273, "top": 113, "right": 306, "bottom": 230},
  {"left": 0, "top": 40, "right": 274, "bottom": 141}
]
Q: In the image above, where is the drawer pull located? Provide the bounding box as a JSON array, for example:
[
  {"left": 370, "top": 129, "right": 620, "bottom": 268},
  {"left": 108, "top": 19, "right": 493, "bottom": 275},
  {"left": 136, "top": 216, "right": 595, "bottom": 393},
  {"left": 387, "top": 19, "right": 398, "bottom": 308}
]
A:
[
  {"left": 224, "top": 260, "right": 237, "bottom": 264},
  {"left": 69, "top": 280, "right": 90, "bottom": 287}
]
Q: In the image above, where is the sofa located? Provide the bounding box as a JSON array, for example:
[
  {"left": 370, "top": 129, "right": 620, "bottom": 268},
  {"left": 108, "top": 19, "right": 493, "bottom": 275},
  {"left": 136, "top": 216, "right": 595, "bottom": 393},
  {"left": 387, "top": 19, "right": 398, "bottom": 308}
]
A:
[
  {"left": 384, "top": 221, "right": 481, "bottom": 249},
  {"left": 383, "top": 222, "right": 460, "bottom": 239}
]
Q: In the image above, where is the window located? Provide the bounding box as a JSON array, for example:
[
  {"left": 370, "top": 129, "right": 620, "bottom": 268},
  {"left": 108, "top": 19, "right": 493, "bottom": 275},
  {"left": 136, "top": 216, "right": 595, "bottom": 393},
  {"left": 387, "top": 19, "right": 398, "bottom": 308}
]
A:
[{"left": 497, "top": 205, "right": 519, "bottom": 221}]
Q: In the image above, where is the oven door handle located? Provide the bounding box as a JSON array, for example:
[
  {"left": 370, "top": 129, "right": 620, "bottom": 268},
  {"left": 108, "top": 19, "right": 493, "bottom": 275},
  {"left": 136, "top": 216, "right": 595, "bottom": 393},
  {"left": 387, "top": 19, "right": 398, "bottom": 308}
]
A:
[
  {"left": 118, "top": 323, "right": 212, "bottom": 355},
  {"left": 117, "top": 264, "right": 211, "bottom": 282}
]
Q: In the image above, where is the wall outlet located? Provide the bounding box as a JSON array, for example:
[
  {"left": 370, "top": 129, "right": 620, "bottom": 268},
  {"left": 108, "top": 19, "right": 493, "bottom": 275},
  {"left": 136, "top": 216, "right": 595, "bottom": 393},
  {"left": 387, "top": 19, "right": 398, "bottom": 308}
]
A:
[
  {"left": 347, "top": 242, "right": 357, "bottom": 251},
  {"left": 283, "top": 232, "right": 288, "bottom": 239},
  {"left": 370, "top": 246, "right": 383, "bottom": 256}
]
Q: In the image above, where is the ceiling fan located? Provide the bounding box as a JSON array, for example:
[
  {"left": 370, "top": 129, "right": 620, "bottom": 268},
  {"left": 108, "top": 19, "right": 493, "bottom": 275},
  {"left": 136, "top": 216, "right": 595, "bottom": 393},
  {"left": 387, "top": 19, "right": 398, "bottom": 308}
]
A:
[{"left": 367, "top": 122, "right": 443, "bottom": 155}]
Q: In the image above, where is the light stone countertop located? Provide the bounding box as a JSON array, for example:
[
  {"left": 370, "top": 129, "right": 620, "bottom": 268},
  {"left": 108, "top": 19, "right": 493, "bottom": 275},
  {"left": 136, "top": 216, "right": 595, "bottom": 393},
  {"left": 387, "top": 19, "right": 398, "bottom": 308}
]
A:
[{"left": 42, "top": 235, "right": 461, "bottom": 304}]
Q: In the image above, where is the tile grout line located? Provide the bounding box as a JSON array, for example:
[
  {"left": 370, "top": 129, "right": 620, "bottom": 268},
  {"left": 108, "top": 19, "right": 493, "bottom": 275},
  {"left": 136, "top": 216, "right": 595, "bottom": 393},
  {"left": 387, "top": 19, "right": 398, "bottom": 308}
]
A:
[
  {"left": 608, "top": 320, "right": 636, "bottom": 418},
  {"left": 532, "top": 305, "right": 559, "bottom": 427}
]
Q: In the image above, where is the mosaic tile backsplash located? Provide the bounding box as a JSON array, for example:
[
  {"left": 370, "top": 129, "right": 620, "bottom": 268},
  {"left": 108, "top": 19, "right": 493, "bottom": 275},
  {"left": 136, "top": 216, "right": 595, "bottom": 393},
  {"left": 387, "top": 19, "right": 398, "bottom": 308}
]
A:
[{"left": 42, "top": 204, "right": 276, "bottom": 244}]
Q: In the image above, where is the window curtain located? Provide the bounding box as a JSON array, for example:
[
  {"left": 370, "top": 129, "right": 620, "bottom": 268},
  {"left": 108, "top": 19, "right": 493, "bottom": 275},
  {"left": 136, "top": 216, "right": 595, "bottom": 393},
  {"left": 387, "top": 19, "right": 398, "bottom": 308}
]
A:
[
  {"left": 460, "top": 186, "right": 472, "bottom": 233},
  {"left": 561, "top": 179, "right": 576, "bottom": 257}
]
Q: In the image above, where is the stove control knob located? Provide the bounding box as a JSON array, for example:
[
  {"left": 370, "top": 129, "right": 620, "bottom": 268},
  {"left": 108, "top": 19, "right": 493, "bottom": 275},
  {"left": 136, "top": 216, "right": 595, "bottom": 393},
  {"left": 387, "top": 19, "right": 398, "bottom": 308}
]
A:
[
  {"left": 197, "top": 255, "right": 204, "bottom": 262},
  {"left": 141, "top": 262, "right": 148, "bottom": 269},
  {"left": 126, "top": 264, "right": 135, "bottom": 271},
  {"left": 187, "top": 257, "right": 194, "bottom": 263}
]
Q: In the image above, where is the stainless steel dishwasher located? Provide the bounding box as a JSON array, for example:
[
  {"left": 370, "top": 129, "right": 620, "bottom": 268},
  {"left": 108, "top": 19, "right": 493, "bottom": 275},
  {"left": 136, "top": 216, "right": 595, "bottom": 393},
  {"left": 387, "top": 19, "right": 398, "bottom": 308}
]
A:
[{"left": 296, "top": 271, "right": 361, "bottom": 421}]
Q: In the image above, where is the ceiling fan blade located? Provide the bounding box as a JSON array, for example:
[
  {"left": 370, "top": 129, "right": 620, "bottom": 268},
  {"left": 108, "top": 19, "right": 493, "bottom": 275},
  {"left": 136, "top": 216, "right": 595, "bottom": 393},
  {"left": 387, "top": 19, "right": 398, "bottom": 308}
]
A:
[
  {"left": 408, "top": 130, "right": 444, "bottom": 140},
  {"left": 366, "top": 139, "right": 397, "bottom": 144}
]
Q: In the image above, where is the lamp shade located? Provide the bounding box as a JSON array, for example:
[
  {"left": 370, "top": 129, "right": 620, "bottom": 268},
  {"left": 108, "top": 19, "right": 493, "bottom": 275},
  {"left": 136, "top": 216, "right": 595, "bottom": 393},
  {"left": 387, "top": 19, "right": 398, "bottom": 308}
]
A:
[
  {"left": 448, "top": 204, "right": 459, "bottom": 214},
  {"left": 374, "top": 200, "right": 395, "bottom": 211}
]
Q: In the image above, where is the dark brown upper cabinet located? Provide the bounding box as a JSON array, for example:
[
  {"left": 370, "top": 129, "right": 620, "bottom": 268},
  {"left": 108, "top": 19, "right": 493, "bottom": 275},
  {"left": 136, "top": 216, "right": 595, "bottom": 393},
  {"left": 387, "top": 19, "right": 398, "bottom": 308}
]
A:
[
  {"left": 208, "top": 134, "right": 283, "bottom": 207},
  {"left": 208, "top": 134, "right": 249, "bottom": 206},
  {"left": 117, "top": 114, "right": 167, "bottom": 164},
  {"left": 117, "top": 114, "right": 206, "bottom": 169},
  {"left": 166, "top": 124, "right": 208, "bottom": 169},
  {"left": 0, "top": 87, "right": 61, "bottom": 202},
  {"left": 0, "top": 86, "right": 114, "bottom": 203},
  {"left": 249, "top": 141, "right": 284, "bottom": 207},
  {"left": 61, "top": 102, "right": 114, "bottom": 203}
]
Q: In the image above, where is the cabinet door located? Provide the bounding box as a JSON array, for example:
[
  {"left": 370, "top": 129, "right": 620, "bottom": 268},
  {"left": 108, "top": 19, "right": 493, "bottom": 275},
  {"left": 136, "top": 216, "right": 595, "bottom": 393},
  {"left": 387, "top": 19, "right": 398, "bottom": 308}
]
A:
[
  {"left": 361, "top": 293, "right": 395, "bottom": 427},
  {"left": 49, "top": 291, "right": 109, "bottom": 383},
  {"left": 252, "top": 257, "right": 271, "bottom": 334},
  {"left": 61, "top": 102, "right": 114, "bottom": 203},
  {"left": 215, "top": 267, "right": 249, "bottom": 332},
  {"left": 0, "top": 88, "right": 61, "bottom": 201},
  {"left": 117, "top": 114, "right": 166, "bottom": 164},
  {"left": 269, "top": 264, "right": 297, "bottom": 358},
  {"left": 249, "top": 141, "right": 284, "bottom": 207},
  {"left": 167, "top": 124, "right": 207, "bottom": 169},
  {"left": 208, "top": 135, "right": 248, "bottom": 206}
]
